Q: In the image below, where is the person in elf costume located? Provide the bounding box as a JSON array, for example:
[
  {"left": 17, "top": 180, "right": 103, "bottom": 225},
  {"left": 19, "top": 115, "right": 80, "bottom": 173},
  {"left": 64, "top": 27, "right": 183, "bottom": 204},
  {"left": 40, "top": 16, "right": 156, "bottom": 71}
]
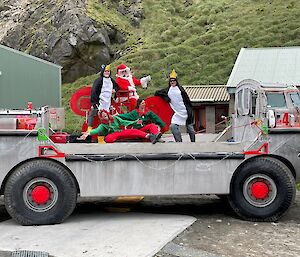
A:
[
  {"left": 115, "top": 63, "right": 151, "bottom": 111},
  {"left": 79, "top": 109, "right": 162, "bottom": 144},
  {"left": 117, "top": 98, "right": 165, "bottom": 138},
  {"left": 87, "top": 64, "right": 119, "bottom": 131}
]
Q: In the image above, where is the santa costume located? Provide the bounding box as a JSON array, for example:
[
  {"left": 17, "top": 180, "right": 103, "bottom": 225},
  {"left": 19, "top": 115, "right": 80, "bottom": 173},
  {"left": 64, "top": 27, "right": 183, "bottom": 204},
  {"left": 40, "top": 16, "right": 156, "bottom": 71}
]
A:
[{"left": 115, "top": 63, "right": 151, "bottom": 111}]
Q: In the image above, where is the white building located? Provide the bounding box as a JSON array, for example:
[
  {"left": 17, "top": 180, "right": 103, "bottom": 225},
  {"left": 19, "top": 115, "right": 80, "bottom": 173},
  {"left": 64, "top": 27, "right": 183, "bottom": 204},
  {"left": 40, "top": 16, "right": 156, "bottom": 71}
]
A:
[{"left": 227, "top": 47, "right": 300, "bottom": 112}]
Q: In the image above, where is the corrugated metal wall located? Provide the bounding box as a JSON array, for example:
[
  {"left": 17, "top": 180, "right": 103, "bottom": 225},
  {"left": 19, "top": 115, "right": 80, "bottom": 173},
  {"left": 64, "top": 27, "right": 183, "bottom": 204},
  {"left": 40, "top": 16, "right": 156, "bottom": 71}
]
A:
[{"left": 0, "top": 45, "right": 61, "bottom": 109}]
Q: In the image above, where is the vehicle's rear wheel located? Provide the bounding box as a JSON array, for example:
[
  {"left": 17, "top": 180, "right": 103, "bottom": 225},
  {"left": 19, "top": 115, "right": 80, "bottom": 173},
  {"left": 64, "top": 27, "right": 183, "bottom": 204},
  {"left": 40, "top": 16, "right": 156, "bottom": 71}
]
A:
[
  {"left": 229, "top": 157, "right": 295, "bottom": 221},
  {"left": 4, "top": 159, "right": 77, "bottom": 225}
]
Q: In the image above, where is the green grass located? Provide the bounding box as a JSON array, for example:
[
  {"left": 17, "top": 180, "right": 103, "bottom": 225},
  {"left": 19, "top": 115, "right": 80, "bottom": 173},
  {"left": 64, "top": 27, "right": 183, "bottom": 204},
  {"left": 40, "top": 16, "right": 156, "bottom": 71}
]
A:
[
  {"left": 297, "top": 183, "right": 300, "bottom": 191},
  {"left": 63, "top": 0, "right": 300, "bottom": 132},
  {"left": 86, "top": 0, "right": 133, "bottom": 34}
]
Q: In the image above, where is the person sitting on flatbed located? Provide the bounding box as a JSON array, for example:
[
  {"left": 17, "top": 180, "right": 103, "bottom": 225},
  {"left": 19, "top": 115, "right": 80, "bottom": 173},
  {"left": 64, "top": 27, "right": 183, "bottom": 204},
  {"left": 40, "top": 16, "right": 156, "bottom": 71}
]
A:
[
  {"left": 79, "top": 109, "right": 162, "bottom": 144},
  {"left": 116, "top": 98, "right": 165, "bottom": 139}
]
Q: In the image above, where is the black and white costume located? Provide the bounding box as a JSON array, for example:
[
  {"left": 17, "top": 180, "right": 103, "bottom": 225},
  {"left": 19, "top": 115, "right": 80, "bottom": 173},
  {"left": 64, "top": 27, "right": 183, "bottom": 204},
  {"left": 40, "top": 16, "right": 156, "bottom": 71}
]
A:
[
  {"left": 88, "top": 67, "right": 119, "bottom": 127},
  {"left": 155, "top": 78, "right": 195, "bottom": 142}
]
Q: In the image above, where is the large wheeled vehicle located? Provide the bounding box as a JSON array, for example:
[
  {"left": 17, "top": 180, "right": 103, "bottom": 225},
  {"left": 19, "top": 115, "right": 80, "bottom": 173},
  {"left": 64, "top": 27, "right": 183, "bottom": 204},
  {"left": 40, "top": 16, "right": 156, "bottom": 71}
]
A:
[{"left": 0, "top": 79, "right": 299, "bottom": 225}]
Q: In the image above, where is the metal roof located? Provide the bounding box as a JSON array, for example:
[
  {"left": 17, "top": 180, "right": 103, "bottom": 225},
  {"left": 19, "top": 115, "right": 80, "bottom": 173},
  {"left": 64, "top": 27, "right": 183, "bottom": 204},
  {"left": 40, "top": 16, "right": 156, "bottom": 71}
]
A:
[
  {"left": 0, "top": 44, "right": 62, "bottom": 69},
  {"left": 0, "top": 44, "right": 62, "bottom": 108},
  {"left": 227, "top": 47, "right": 300, "bottom": 89},
  {"left": 183, "top": 85, "right": 230, "bottom": 102}
]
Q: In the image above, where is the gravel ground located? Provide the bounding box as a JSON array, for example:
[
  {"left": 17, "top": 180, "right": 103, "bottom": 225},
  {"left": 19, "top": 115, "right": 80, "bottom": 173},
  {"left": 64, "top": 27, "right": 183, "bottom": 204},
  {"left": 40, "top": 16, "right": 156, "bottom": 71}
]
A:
[
  {"left": 143, "top": 194, "right": 300, "bottom": 257},
  {"left": 0, "top": 193, "right": 299, "bottom": 257}
]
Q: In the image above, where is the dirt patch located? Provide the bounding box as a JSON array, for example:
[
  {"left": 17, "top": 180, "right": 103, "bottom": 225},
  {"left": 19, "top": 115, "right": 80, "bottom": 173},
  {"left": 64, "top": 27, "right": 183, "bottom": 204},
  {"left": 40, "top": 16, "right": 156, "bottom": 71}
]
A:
[{"left": 146, "top": 193, "right": 300, "bottom": 257}]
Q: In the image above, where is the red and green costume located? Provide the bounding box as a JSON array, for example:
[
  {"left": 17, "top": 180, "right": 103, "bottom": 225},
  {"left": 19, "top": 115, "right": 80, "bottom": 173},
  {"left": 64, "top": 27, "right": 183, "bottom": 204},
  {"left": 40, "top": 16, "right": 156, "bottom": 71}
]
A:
[
  {"left": 117, "top": 109, "right": 165, "bottom": 134},
  {"left": 89, "top": 116, "right": 134, "bottom": 136},
  {"left": 89, "top": 115, "right": 154, "bottom": 143},
  {"left": 89, "top": 109, "right": 165, "bottom": 143}
]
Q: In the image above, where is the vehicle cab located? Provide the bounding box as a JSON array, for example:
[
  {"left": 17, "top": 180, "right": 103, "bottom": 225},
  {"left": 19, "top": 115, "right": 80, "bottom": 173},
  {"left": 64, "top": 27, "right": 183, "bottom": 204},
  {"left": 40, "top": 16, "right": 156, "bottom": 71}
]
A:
[{"left": 233, "top": 79, "right": 300, "bottom": 142}]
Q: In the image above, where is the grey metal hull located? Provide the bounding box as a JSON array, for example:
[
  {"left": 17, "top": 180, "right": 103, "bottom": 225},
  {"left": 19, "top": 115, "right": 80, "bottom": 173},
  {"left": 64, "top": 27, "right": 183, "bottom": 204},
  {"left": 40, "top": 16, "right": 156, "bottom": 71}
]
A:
[{"left": 0, "top": 133, "right": 299, "bottom": 198}]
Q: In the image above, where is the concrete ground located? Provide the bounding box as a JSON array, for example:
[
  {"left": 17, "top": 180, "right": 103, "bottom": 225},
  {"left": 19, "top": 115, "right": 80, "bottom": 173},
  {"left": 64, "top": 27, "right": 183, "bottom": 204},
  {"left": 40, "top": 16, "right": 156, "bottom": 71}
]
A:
[
  {"left": 0, "top": 192, "right": 299, "bottom": 257},
  {"left": 0, "top": 200, "right": 195, "bottom": 257}
]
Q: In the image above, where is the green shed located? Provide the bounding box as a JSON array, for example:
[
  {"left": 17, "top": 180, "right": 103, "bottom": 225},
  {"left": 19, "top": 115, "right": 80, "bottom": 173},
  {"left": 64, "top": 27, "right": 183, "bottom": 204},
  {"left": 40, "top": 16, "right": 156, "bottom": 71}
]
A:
[{"left": 0, "top": 44, "right": 62, "bottom": 109}]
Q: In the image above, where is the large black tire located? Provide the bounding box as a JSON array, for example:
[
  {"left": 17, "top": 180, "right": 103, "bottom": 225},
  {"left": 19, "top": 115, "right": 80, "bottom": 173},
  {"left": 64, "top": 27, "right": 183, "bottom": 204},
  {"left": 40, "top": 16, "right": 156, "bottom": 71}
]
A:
[
  {"left": 4, "top": 159, "right": 77, "bottom": 225},
  {"left": 229, "top": 157, "right": 295, "bottom": 222}
]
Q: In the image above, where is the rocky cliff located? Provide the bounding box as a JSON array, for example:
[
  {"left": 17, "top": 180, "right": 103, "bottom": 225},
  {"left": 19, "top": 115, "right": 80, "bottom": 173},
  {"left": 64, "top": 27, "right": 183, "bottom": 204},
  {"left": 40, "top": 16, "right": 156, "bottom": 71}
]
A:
[{"left": 0, "top": 0, "right": 144, "bottom": 82}]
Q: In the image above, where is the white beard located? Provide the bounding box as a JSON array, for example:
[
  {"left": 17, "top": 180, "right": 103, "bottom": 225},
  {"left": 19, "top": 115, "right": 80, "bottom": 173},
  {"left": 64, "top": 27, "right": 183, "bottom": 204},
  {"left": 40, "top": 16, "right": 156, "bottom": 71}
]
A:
[{"left": 117, "top": 74, "right": 135, "bottom": 87}]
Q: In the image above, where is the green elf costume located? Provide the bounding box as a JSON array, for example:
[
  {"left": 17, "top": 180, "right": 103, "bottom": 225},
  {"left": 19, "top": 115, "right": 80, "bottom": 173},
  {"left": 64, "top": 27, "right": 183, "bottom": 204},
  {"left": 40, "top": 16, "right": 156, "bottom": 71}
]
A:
[{"left": 86, "top": 109, "right": 162, "bottom": 143}]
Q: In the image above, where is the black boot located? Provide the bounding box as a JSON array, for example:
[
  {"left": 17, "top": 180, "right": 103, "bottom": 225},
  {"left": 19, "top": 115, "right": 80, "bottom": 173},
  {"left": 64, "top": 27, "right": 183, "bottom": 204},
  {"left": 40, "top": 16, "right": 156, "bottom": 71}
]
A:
[
  {"left": 148, "top": 134, "right": 156, "bottom": 143},
  {"left": 148, "top": 133, "right": 162, "bottom": 144},
  {"left": 152, "top": 132, "right": 162, "bottom": 144}
]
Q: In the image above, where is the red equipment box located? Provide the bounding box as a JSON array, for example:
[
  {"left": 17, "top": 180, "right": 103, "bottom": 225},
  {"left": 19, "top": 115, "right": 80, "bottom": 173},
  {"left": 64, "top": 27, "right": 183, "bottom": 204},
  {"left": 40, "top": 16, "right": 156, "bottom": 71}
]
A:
[{"left": 50, "top": 132, "right": 69, "bottom": 144}]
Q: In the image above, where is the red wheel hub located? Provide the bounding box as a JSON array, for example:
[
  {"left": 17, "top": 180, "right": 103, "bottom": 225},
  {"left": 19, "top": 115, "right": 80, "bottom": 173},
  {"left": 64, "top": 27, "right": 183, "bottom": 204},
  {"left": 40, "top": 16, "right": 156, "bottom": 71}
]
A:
[
  {"left": 31, "top": 185, "right": 50, "bottom": 204},
  {"left": 250, "top": 181, "right": 269, "bottom": 199}
]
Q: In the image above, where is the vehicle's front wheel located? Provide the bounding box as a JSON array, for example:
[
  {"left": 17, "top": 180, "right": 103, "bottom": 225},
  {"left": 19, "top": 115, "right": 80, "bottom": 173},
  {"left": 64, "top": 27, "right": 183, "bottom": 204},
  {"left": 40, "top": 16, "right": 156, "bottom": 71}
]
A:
[
  {"left": 229, "top": 157, "right": 295, "bottom": 222},
  {"left": 4, "top": 159, "right": 77, "bottom": 225}
]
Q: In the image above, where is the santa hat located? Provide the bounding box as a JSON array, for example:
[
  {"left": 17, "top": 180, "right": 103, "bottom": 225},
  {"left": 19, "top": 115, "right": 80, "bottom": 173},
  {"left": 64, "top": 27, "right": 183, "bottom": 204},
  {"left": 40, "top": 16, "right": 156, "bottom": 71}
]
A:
[{"left": 116, "top": 63, "right": 130, "bottom": 74}]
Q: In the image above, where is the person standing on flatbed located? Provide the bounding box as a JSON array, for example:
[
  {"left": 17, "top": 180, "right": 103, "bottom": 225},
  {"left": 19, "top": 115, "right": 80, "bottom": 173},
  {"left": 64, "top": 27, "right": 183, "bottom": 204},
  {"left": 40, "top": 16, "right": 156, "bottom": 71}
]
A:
[
  {"left": 87, "top": 64, "right": 119, "bottom": 131},
  {"left": 155, "top": 69, "right": 195, "bottom": 142}
]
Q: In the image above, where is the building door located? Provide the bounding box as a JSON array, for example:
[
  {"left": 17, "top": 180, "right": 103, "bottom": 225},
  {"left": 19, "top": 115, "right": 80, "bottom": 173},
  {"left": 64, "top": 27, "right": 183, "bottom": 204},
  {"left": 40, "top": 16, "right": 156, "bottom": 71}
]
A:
[
  {"left": 199, "top": 107, "right": 206, "bottom": 132},
  {"left": 215, "top": 104, "right": 229, "bottom": 132}
]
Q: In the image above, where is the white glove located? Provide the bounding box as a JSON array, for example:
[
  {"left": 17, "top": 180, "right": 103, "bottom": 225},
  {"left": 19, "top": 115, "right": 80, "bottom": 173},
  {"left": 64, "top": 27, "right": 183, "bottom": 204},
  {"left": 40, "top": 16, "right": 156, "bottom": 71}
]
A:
[{"left": 141, "top": 75, "right": 151, "bottom": 88}]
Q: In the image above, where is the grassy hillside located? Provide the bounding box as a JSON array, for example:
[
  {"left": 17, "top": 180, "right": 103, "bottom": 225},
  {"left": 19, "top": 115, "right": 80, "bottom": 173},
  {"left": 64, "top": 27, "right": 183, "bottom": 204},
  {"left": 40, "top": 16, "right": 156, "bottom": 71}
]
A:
[{"left": 63, "top": 0, "right": 300, "bottom": 133}]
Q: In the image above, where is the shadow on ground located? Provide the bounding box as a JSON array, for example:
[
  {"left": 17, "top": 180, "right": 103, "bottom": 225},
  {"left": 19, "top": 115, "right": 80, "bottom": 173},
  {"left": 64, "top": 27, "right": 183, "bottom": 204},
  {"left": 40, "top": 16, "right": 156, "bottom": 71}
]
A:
[{"left": 74, "top": 195, "right": 239, "bottom": 222}]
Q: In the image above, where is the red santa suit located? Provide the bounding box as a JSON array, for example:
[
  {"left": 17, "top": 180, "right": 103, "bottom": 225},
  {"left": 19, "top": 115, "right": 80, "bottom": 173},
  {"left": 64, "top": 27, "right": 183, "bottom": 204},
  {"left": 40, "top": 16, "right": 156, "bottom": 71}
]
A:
[{"left": 115, "top": 63, "right": 151, "bottom": 111}]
